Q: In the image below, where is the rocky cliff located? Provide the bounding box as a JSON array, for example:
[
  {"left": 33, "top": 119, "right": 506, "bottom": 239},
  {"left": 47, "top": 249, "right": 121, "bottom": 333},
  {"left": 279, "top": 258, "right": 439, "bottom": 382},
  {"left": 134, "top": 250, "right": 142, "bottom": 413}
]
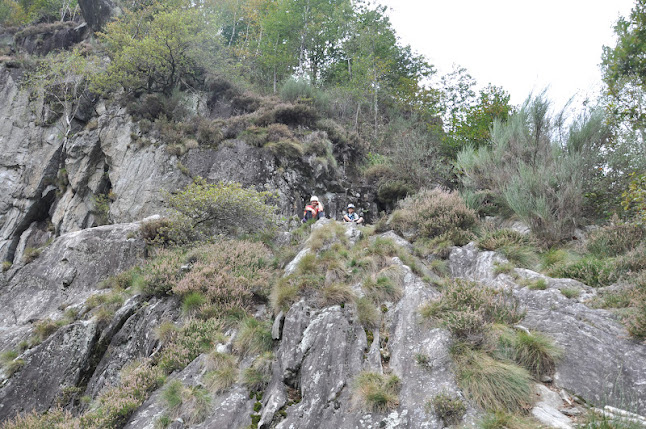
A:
[{"left": 0, "top": 8, "right": 645, "bottom": 429}]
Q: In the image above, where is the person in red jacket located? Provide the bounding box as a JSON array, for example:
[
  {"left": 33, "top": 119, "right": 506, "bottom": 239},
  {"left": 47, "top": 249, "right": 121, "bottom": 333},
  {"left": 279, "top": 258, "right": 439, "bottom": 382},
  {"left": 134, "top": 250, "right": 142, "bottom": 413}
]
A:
[{"left": 303, "top": 196, "right": 325, "bottom": 222}]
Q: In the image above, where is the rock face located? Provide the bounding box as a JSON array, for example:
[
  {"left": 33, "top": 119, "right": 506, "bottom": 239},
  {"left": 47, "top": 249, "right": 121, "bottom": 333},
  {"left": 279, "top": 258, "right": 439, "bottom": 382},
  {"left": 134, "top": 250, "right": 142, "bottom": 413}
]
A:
[
  {"left": 0, "top": 221, "right": 147, "bottom": 421},
  {"left": 14, "top": 21, "right": 90, "bottom": 55},
  {"left": 449, "top": 242, "right": 646, "bottom": 415},
  {"left": 78, "top": 0, "right": 121, "bottom": 31}
]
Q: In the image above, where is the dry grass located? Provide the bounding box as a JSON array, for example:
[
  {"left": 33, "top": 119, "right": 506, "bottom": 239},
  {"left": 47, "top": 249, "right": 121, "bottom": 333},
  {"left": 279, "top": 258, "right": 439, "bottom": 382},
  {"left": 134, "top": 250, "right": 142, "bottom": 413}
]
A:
[{"left": 352, "top": 372, "right": 401, "bottom": 412}]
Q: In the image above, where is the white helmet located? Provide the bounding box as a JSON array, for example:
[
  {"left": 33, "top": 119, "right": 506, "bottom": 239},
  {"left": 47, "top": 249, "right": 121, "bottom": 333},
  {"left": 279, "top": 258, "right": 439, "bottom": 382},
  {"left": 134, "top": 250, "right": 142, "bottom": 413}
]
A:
[
  {"left": 310, "top": 196, "right": 319, "bottom": 202},
  {"left": 347, "top": 203, "right": 355, "bottom": 209}
]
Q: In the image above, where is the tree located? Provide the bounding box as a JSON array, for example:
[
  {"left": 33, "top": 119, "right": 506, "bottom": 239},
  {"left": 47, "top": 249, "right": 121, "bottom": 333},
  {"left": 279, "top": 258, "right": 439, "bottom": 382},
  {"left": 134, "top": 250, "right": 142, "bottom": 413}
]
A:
[
  {"left": 93, "top": 0, "right": 212, "bottom": 95},
  {"left": 26, "top": 47, "right": 98, "bottom": 149},
  {"left": 602, "top": 0, "right": 646, "bottom": 128}
]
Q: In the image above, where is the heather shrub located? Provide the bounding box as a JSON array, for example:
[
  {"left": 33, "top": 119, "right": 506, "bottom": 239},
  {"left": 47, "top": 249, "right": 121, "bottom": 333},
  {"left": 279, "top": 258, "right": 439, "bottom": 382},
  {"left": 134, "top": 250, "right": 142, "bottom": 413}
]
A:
[
  {"left": 587, "top": 223, "right": 644, "bottom": 257},
  {"left": 265, "top": 140, "right": 305, "bottom": 159},
  {"left": 1, "top": 408, "right": 74, "bottom": 429},
  {"left": 164, "top": 178, "right": 277, "bottom": 243},
  {"left": 390, "top": 188, "right": 477, "bottom": 244},
  {"left": 256, "top": 103, "right": 318, "bottom": 127},
  {"left": 139, "top": 247, "right": 187, "bottom": 296},
  {"left": 140, "top": 218, "right": 173, "bottom": 245},
  {"left": 158, "top": 319, "right": 225, "bottom": 373},
  {"left": 80, "top": 359, "right": 163, "bottom": 428},
  {"left": 173, "top": 241, "right": 272, "bottom": 313},
  {"left": 352, "top": 372, "right": 401, "bottom": 412}
]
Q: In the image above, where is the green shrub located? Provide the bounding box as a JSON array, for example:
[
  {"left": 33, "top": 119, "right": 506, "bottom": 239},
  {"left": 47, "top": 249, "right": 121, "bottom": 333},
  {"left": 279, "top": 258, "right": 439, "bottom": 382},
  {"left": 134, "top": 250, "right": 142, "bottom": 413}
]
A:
[
  {"left": 256, "top": 103, "right": 318, "bottom": 127},
  {"left": 429, "top": 393, "right": 466, "bottom": 426},
  {"left": 163, "top": 178, "right": 277, "bottom": 243},
  {"left": 80, "top": 360, "right": 163, "bottom": 427},
  {"left": 453, "top": 348, "right": 532, "bottom": 412},
  {"left": 352, "top": 372, "right": 401, "bottom": 412},
  {"left": 139, "top": 247, "right": 188, "bottom": 296},
  {"left": 265, "top": 140, "right": 305, "bottom": 159},
  {"left": 2, "top": 261, "right": 13, "bottom": 272},
  {"left": 233, "top": 318, "right": 273, "bottom": 356},
  {"left": 182, "top": 292, "right": 206, "bottom": 314},
  {"left": 493, "top": 261, "right": 516, "bottom": 276},
  {"left": 540, "top": 248, "right": 571, "bottom": 270},
  {"left": 22, "top": 247, "right": 42, "bottom": 263},
  {"left": 587, "top": 223, "right": 644, "bottom": 257},
  {"left": 33, "top": 318, "right": 65, "bottom": 342},
  {"left": 270, "top": 277, "right": 301, "bottom": 313},
  {"left": 626, "top": 300, "right": 646, "bottom": 339},
  {"left": 622, "top": 172, "right": 646, "bottom": 225},
  {"left": 158, "top": 319, "right": 225, "bottom": 373},
  {"left": 140, "top": 218, "right": 173, "bottom": 245},
  {"left": 362, "top": 272, "right": 403, "bottom": 304},
  {"left": 390, "top": 188, "right": 477, "bottom": 243},
  {"left": 162, "top": 380, "right": 184, "bottom": 414},
  {"left": 522, "top": 278, "right": 547, "bottom": 290}
]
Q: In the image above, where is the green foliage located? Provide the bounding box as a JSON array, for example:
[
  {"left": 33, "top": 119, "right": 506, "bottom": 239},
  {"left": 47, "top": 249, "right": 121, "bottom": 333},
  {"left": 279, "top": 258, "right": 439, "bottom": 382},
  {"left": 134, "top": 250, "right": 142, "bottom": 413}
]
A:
[
  {"left": 182, "top": 292, "right": 206, "bottom": 314},
  {"left": 429, "top": 393, "right": 466, "bottom": 426},
  {"left": 453, "top": 347, "right": 532, "bottom": 412},
  {"left": 478, "top": 228, "right": 539, "bottom": 269},
  {"left": 0, "top": 408, "right": 74, "bottom": 429},
  {"left": 205, "top": 352, "right": 238, "bottom": 393},
  {"left": 2, "top": 261, "right": 12, "bottom": 272},
  {"left": 320, "top": 283, "right": 356, "bottom": 306},
  {"left": 602, "top": 1, "right": 646, "bottom": 129},
  {"left": 241, "top": 352, "right": 273, "bottom": 391},
  {"left": 511, "top": 330, "right": 561, "bottom": 378},
  {"left": 0, "top": 0, "right": 77, "bottom": 26},
  {"left": 622, "top": 173, "right": 646, "bottom": 225},
  {"left": 352, "top": 372, "right": 401, "bottom": 412},
  {"left": 549, "top": 256, "right": 617, "bottom": 287},
  {"left": 158, "top": 319, "right": 225, "bottom": 373},
  {"left": 587, "top": 223, "right": 645, "bottom": 257},
  {"left": 560, "top": 287, "right": 581, "bottom": 299},
  {"left": 164, "top": 178, "right": 277, "bottom": 243},
  {"left": 457, "top": 95, "right": 610, "bottom": 244},
  {"left": 21, "top": 246, "right": 41, "bottom": 263},
  {"left": 94, "top": 1, "right": 214, "bottom": 95}
]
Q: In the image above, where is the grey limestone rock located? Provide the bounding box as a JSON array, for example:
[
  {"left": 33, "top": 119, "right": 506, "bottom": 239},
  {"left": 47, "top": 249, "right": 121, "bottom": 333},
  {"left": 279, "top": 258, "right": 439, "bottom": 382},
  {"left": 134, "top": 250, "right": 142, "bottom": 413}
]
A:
[{"left": 448, "top": 244, "right": 646, "bottom": 414}]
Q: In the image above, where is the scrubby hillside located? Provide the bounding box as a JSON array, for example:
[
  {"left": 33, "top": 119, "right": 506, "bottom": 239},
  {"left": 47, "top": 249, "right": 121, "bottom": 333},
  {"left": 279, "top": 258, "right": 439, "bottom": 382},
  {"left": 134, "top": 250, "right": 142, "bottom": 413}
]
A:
[{"left": 1, "top": 0, "right": 646, "bottom": 428}]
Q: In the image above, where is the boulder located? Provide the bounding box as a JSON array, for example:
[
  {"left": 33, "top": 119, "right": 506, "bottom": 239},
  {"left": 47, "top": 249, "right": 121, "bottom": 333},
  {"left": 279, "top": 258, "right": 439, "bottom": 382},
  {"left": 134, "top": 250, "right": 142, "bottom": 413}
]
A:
[{"left": 78, "top": 0, "right": 121, "bottom": 31}]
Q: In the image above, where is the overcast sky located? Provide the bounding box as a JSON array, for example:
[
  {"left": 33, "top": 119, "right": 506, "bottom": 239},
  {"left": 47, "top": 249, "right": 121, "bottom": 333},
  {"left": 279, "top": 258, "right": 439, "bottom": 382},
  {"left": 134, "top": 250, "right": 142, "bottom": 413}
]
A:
[{"left": 380, "top": 0, "right": 635, "bottom": 109}]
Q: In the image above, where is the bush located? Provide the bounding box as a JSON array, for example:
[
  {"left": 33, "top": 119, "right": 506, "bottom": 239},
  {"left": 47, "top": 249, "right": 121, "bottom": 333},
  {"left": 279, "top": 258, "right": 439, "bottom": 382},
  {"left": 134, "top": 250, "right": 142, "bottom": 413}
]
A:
[
  {"left": 352, "top": 372, "right": 401, "bottom": 412},
  {"left": 173, "top": 241, "right": 272, "bottom": 313},
  {"left": 256, "top": 103, "right": 318, "bottom": 127},
  {"left": 158, "top": 319, "right": 225, "bottom": 373},
  {"left": 362, "top": 272, "right": 403, "bottom": 304},
  {"left": 1, "top": 408, "right": 74, "bottom": 429},
  {"left": 587, "top": 223, "right": 644, "bottom": 257},
  {"left": 480, "top": 411, "right": 541, "bottom": 429},
  {"left": 139, "top": 247, "right": 187, "bottom": 296},
  {"left": 164, "top": 178, "right": 277, "bottom": 243},
  {"left": 265, "top": 140, "right": 305, "bottom": 159},
  {"left": 140, "top": 218, "right": 173, "bottom": 245},
  {"left": 456, "top": 96, "right": 608, "bottom": 244},
  {"left": 478, "top": 229, "right": 539, "bottom": 268},
  {"left": 453, "top": 348, "right": 532, "bottom": 412},
  {"left": 429, "top": 393, "right": 467, "bottom": 426},
  {"left": 560, "top": 287, "right": 581, "bottom": 299},
  {"left": 390, "top": 188, "right": 477, "bottom": 244}
]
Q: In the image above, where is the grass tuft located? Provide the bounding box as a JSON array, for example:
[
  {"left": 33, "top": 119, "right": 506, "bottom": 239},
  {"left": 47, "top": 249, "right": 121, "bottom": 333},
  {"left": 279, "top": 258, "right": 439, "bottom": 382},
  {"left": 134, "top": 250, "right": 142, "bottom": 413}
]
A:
[
  {"left": 356, "top": 297, "right": 380, "bottom": 328},
  {"left": 429, "top": 393, "right": 466, "bottom": 426},
  {"left": 234, "top": 318, "right": 273, "bottom": 356},
  {"left": 352, "top": 372, "right": 401, "bottom": 412}
]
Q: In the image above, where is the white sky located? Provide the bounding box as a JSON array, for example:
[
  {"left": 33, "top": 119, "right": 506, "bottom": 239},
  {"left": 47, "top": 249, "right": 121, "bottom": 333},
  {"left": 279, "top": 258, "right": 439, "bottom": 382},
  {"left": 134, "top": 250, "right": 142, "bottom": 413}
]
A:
[{"left": 381, "top": 0, "right": 635, "bottom": 110}]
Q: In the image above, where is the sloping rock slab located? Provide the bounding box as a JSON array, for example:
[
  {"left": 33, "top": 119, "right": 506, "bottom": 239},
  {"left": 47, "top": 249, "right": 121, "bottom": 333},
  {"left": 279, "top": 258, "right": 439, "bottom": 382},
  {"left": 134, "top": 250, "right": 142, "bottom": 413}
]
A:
[
  {"left": 449, "top": 244, "right": 646, "bottom": 414},
  {"left": 0, "top": 320, "right": 97, "bottom": 421}
]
